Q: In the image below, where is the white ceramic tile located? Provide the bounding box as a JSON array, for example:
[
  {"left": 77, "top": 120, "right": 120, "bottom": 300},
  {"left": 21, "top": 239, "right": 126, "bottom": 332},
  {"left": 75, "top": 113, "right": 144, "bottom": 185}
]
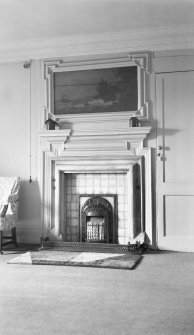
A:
[
  {"left": 85, "top": 187, "right": 94, "bottom": 194},
  {"left": 118, "top": 203, "right": 125, "bottom": 212},
  {"left": 71, "top": 195, "right": 78, "bottom": 202},
  {"left": 78, "top": 186, "right": 86, "bottom": 193},
  {"left": 71, "top": 179, "right": 77, "bottom": 187},
  {"left": 118, "top": 219, "right": 125, "bottom": 229},
  {"left": 118, "top": 212, "right": 125, "bottom": 219},
  {"left": 101, "top": 174, "right": 109, "bottom": 180},
  {"left": 93, "top": 187, "right": 100, "bottom": 193},
  {"left": 86, "top": 173, "right": 94, "bottom": 179},
  {"left": 71, "top": 226, "right": 78, "bottom": 234},
  {"left": 109, "top": 179, "right": 116, "bottom": 187},
  {"left": 124, "top": 186, "right": 128, "bottom": 196},
  {"left": 85, "top": 179, "right": 93, "bottom": 187},
  {"left": 66, "top": 219, "right": 72, "bottom": 226},
  {"left": 66, "top": 203, "right": 71, "bottom": 211},
  {"left": 78, "top": 174, "right": 86, "bottom": 180},
  {"left": 71, "top": 234, "right": 79, "bottom": 242},
  {"left": 117, "top": 187, "right": 125, "bottom": 195},
  {"left": 124, "top": 237, "right": 129, "bottom": 244},
  {"left": 71, "top": 186, "right": 77, "bottom": 194},
  {"left": 118, "top": 227, "right": 125, "bottom": 235},
  {"left": 66, "top": 227, "right": 71, "bottom": 234},
  {"left": 66, "top": 195, "right": 72, "bottom": 202},
  {"left": 109, "top": 186, "right": 116, "bottom": 193},
  {"left": 71, "top": 218, "right": 78, "bottom": 226},
  {"left": 124, "top": 204, "right": 129, "bottom": 212},
  {"left": 67, "top": 178, "right": 72, "bottom": 187},
  {"left": 118, "top": 195, "right": 125, "bottom": 204},
  {"left": 94, "top": 179, "right": 100, "bottom": 186},
  {"left": 101, "top": 186, "right": 109, "bottom": 193},
  {"left": 109, "top": 173, "right": 116, "bottom": 180},
  {"left": 101, "top": 179, "right": 108, "bottom": 186},
  {"left": 117, "top": 174, "right": 125, "bottom": 182},
  {"left": 66, "top": 186, "right": 72, "bottom": 195},
  {"left": 71, "top": 203, "right": 77, "bottom": 211},
  {"left": 66, "top": 211, "right": 72, "bottom": 219},
  {"left": 71, "top": 210, "right": 78, "bottom": 219},
  {"left": 118, "top": 237, "right": 125, "bottom": 245},
  {"left": 125, "top": 211, "right": 130, "bottom": 219},
  {"left": 78, "top": 179, "right": 86, "bottom": 187}
]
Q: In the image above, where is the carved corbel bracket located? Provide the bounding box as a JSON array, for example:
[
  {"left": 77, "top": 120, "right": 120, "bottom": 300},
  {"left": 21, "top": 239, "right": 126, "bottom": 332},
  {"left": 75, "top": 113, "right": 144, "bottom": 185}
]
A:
[
  {"left": 126, "top": 126, "right": 152, "bottom": 155},
  {"left": 38, "top": 130, "right": 72, "bottom": 157}
]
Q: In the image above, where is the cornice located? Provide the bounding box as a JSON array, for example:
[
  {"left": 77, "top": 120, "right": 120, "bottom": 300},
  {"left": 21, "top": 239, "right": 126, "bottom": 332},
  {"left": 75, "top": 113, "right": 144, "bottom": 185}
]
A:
[{"left": 1, "top": 25, "right": 194, "bottom": 63}]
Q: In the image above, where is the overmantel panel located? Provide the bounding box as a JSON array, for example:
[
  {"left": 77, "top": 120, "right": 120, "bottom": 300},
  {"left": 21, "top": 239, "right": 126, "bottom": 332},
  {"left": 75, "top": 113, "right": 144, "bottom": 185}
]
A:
[{"left": 42, "top": 51, "right": 152, "bottom": 127}]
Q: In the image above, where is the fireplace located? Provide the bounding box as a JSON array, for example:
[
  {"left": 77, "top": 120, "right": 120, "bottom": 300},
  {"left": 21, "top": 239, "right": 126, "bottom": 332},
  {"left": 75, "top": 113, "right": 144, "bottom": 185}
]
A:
[
  {"left": 80, "top": 195, "right": 117, "bottom": 243},
  {"left": 38, "top": 126, "right": 152, "bottom": 247}
]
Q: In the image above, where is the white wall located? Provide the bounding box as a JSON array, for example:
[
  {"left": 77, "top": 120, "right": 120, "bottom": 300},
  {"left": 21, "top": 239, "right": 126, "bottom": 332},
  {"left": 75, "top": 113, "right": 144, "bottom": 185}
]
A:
[{"left": 0, "top": 62, "right": 41, "bottom": 243}]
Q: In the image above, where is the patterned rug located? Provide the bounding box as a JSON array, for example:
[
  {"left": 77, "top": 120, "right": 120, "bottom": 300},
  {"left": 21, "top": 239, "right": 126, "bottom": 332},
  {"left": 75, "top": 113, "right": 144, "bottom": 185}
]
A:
[{"left": 8, "top": 249, "right": 142, "bottom": 270}]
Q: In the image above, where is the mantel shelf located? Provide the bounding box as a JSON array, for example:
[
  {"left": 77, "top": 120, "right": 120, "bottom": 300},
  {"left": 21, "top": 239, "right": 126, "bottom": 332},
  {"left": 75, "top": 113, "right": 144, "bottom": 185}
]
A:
[
  {"left": 37, "top": 129, "right": 72, "bottom": 137},
  {"left": 37, "top": 127, "right": 151, "bottom": 138}
]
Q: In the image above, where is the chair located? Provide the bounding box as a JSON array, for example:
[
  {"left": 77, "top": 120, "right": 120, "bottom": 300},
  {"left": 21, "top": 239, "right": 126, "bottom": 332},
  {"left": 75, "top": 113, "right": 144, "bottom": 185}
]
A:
[{"left": 0, "top": 177, "right": 20, "bottom": 254}]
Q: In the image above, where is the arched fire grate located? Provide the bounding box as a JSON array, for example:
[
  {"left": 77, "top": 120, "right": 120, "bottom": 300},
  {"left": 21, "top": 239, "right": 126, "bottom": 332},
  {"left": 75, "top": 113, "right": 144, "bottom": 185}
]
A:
[{"left": 80, "top": 195, "right": 117, "bottom": 244}]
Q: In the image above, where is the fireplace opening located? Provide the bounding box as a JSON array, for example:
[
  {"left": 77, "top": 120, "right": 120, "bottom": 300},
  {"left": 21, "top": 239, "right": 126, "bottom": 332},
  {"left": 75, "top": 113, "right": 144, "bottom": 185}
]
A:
[{"left": 80, "top": 195, "right": 117, "bottom": 244}]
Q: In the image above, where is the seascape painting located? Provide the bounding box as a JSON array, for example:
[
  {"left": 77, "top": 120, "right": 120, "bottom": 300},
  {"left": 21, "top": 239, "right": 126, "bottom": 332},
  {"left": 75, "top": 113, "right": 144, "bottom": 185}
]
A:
[{"left": 54, "top": 66, "right": 138, "bottom": 115}]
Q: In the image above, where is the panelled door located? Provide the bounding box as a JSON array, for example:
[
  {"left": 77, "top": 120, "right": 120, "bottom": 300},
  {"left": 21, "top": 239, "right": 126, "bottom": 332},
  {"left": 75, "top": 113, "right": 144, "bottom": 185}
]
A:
[{"left": 156, "top": 70, "right": 194, "bottom": 251}]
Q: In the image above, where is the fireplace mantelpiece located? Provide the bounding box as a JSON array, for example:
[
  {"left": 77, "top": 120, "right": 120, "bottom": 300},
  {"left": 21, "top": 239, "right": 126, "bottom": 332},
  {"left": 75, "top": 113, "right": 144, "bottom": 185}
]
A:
[{"left": 37, "top": 125, "right": 152, "bottom": 246}]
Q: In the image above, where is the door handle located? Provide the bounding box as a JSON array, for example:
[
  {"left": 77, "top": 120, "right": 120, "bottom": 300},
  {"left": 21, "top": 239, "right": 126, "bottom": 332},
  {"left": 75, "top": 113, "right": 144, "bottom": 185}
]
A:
[{"left": 158, "top": 146, "right": 163, "bottom": 150}]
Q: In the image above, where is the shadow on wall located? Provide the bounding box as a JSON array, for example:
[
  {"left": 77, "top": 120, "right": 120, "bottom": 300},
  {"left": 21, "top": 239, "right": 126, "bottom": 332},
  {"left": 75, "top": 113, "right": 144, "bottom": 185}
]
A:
[{"left": 18, "top": 179, "right": 41, "bottom": 222}]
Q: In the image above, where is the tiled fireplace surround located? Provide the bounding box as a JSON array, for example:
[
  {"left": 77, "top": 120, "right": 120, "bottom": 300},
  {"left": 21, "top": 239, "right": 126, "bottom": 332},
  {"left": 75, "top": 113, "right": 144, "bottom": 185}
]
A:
[
  {"left": 65, "top": 172, "right": 128, "bottom": 244},
  {"left": 38, "top": 124, "right": 152, "bottom": 246}
]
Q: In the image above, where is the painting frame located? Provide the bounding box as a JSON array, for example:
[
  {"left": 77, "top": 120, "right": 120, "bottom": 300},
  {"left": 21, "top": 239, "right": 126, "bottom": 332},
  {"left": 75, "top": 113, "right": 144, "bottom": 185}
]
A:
[{"left": 43, "top": 51, "right": 152, "bottom": 124}]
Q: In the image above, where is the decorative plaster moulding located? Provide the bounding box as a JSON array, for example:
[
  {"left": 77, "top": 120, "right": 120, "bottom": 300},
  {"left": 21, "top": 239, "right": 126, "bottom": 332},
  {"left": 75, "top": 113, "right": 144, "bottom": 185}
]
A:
[
  {"left": 38, "top": 127, "right": 152, "bottom": 156},
  {"left": 1, "top": 25, "right": 194, "bottom": 63},
  {"left": 42, "top": 51, "right": 152, "bottom": 126}
]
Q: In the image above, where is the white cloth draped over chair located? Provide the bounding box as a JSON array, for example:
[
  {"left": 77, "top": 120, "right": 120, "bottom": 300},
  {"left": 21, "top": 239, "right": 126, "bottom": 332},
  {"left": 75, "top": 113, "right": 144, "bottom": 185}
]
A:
[{"left": 0, "top": 177, "right": 20, "bottom": 254}]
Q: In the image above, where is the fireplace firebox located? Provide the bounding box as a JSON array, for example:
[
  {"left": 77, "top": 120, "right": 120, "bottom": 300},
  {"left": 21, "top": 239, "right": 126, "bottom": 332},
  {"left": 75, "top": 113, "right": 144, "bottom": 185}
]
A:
[{"left": 80, "top": 195, "right": 117, "bottom": 244}]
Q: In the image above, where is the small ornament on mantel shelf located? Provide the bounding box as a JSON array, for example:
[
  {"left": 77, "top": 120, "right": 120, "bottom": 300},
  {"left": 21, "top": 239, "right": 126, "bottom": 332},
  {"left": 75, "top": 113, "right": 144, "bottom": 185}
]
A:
[
  {"left": 45, "top": 118, "right": 59, "bottom": 130},
  {"left": 129, "top": 116, "right": 140, "bottom": 127}
]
